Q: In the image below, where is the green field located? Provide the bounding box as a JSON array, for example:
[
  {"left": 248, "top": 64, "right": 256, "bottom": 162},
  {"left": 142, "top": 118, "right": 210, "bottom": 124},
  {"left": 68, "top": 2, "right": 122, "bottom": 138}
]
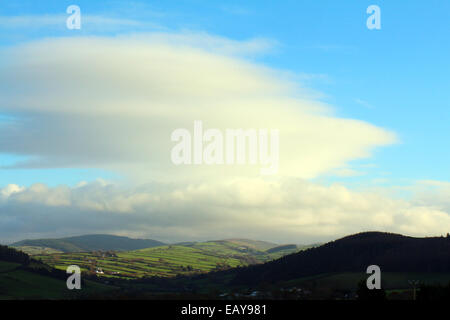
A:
[
  {"left": 33, "top": 240, "right": 303, "bottom": 279},
  {"left": 0, "top": 261, "right": 115, "bottom": 299},
  {"left": 0, "top": 261, "right": 20, "bottom": 273},
  {"left": 13, "top": 246, "right": 63, "bottom": 255}
]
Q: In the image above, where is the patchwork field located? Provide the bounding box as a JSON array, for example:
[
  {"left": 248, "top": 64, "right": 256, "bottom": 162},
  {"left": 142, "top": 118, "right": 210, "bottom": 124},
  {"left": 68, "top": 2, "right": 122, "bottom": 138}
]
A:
[{"left": 33, "top": 240, "right": 304, "bottom": 279}]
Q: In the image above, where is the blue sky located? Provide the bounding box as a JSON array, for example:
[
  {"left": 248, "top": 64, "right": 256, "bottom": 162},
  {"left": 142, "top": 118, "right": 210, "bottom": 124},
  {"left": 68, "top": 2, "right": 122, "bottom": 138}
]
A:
[{"left": 0, "top": 0, "right": 448, "bottom": 188}]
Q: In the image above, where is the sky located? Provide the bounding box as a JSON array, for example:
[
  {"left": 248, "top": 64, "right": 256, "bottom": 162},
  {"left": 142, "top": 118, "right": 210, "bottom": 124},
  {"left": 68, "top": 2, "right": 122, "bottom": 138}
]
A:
[{"left": 0, "top": 1, "right": 449, "bottom": 244}]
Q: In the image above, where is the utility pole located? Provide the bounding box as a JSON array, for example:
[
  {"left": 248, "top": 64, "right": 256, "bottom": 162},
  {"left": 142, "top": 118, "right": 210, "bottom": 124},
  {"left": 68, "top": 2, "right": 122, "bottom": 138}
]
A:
[{"left": 408, "top": 280, "right": 420, "bottom": 300}]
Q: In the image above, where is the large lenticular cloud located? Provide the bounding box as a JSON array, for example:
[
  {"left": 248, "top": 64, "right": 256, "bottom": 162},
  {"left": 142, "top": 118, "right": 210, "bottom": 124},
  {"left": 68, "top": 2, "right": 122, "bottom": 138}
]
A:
[{"left": 0, "top": 32, "right": 395, "bottom": 182}]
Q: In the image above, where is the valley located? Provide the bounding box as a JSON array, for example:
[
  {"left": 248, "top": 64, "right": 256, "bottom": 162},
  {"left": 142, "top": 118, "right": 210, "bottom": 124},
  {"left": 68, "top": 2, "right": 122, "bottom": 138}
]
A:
[{"left": 13, "top": 235, "right": 305, "bottom": 279}]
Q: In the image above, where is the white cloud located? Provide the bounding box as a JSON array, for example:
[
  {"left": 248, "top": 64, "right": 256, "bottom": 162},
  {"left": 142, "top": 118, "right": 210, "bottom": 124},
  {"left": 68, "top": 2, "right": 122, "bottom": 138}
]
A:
[
  {"left": 332, "top": 168, "right": 366, "bottom": 177},
  {"left": 1, "top": 179, "right": 449, "bottom": 243},
  {"left": 0, "top": 33, "right": 395, "bottom": 183},
  {"left": 354, "top": 98, "right": 373, "bottom": 109},
  {"left": 411, "top": 180, "right": 450, "bottom": 213},
  {"left": 0, "top": 184, "right": 24, "bottom": 198}
]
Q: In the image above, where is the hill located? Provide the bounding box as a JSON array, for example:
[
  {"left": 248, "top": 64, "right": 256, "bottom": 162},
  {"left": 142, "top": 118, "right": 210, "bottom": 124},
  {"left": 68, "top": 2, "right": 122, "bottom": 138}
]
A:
[
  {"left": 12, "top": 234, "right": 165, "bottom": 253},
  {"left": 232, "top": 232, "right": 450, "bottom": 286},
  {"left": 266, "top": 244, "right": 298, "bottom": 254},
  {"left": 0, "top": 245, "right": 115, "bottom": 299},
  {"left": 33, "top": 239, "right": 303, "bottom": 279},
  {"left": 218, "top": 239, "right": 279, "bottom": 251}
]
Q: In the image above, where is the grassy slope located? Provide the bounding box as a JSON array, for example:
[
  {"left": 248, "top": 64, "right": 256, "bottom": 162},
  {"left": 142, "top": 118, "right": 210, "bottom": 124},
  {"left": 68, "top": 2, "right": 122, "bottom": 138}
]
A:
[
  {"left": 13, "top": 246, "right": 63, "bottom": 255},
  {"left": 218, "top": 239, "right": 278, "bottom": 251},
  {"left": 0, "top": 261, "right": 115, "bottom": 299}
]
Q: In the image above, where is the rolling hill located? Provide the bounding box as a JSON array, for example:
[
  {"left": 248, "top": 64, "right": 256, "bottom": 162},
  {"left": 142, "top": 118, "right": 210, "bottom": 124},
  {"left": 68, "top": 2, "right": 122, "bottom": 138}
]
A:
[
  {"left": 12, "top": 234, "right": 166, "bottom": 253},
  {"left": 216, "top": 239, "right": 279, "bottom": 251},
  {"left": 232, "top": 232, "right": 450, "bottom": 286},
  {"left": 32, "top": 239, "right": 304, "bottom": 279},
  {"left": 0, "top": 245, "right": 115, "bottom": 299},
  {"left": 266, "top": 244, "right": 298, "bottom": 254}
]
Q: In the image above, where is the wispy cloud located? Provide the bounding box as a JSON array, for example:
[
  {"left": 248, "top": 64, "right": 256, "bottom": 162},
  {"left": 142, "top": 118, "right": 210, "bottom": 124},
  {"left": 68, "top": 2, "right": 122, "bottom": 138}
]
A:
[
  {"left": 307, "top": 44, "right": 358, "bottom": 53},
  {"left": 0, "top": 14, "right": 161, "bottom": 31},
  {"left": 220, "top": 5, "right": 252, "bottom": 16},
  {"left": 354, "top": 98, "right": 374, "bottom": 109}
]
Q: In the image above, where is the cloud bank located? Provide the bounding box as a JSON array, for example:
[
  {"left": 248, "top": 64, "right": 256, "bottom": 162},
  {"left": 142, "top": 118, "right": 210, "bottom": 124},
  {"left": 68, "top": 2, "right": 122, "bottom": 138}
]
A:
[{"left": 1, "top": 179, "right": 450, "bottom": 243}]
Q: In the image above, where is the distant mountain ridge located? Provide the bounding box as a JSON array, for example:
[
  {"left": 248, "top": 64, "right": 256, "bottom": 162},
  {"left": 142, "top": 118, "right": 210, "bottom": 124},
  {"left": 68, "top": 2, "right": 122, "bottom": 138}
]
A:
[
  {"left": 12, "top": 234, "right": 165, "bottom": 253},
  {"left": 266, "top": 244, "right": 298, "bottom": 254},
  {"left": 218, "top": 239, "right": 279, "bottom": 251}
]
